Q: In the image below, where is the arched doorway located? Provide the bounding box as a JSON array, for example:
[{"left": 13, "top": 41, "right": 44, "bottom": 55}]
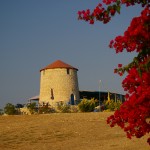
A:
[{"left": 70, "top": 94, "right": 75, "bottom": 105}]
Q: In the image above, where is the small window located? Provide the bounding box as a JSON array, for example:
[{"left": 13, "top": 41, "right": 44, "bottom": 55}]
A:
[
  {"left": 67, "top": 69, "right": 70, "bottom": 75},
  {"left": 51, "top": 88, "right": 54, "bottom": 100}
]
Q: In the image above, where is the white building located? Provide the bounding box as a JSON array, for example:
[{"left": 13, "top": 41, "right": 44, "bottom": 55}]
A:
[{"left": 39, "top": 60, "right": 79, "bottom": 106}]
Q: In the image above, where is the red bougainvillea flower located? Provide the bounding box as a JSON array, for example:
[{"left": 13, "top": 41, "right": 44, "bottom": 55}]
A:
[
  {"left": 110, "top": 9, "right": 116, "bottom": 16},
  {"left": 78, "top": 0, "right": 150, "bottom": 145},
  {"left": 118, "top": 64, "right": 122, "bottom": 68},
  {"left": 90, "top": 20, "right": 94, "bottom": 24}
]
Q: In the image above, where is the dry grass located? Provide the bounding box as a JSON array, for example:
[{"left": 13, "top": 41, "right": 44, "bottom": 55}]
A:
[{"left": 0, "top": 112, "right": 149, "bottom": 150}]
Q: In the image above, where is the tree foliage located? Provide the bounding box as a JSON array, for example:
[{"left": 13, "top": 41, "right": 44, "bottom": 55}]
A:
[
  {"left": 78, "top": 98, "right": 98, "bottom": 112},
  {"left": 4, "top": 103, "right": 16, "bottom": 115},
  {"left": 27, "top": 102, "right": 37, "bottom": 114},
  {"left": 78, "top": 0, "right": 150, "bottom": 145},
  {"left": 103, "top": 99, "right": 122, "bottom": 111},
  {"left": 57, "top": 103, "right": 71, "bottom": 113},
  {"left": 39, "top": 105, "right": 55, "bottom": 114}
]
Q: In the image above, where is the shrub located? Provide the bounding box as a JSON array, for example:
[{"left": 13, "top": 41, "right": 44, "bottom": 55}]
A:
[
  {"left": 4, "top": 103, "right": 16, "bottom": 115},
  {"left": 39, "top": 105, "right": 55, "bottom": 114},
  {"left": 0, "top": 109, "right": 4, "bottom": 115},
  {"left": 103, "top": 99, "right": 122, "bottom": 111},
  {"left": 70, "top": 105, "right": 79, "bottom": 113},
  {"left": 78, "top": 98, "right": 97, "bottom": 112},
  {"left": 27, "top": 102, "right": 37, "bottom": 114},
  {"left": 15, "top": 103, "right": 24, "bottom": 108},
  {"left": 56, "top": 103, "right": 71, "bottom": 113}
]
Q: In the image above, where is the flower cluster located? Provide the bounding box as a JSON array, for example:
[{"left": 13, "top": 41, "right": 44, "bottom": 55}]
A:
[
  {"left": 109, "top": 6, "right": 150, "bottom": 53},
  {"left": 108, "top": 68, "right": 150, "bottom": 143},
  {"left": 109, "top": 5, "right": 150, "bottom": 144},
  {"left": 78, "top": 3, "right": 118, "bottom": 24},
  {"left": 103, "top": 0, "right": 149, "bottom": 7},
  {"left": 78, "top": 0, "right": 150, "bottom": 145},
  {"left": 78, "top": 0, "right": 149, "bottom": 24}
]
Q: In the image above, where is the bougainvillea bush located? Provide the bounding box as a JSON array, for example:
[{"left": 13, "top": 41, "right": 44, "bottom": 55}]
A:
[{"left": 78, "top": 0, "right": 150, "bottom": 145}]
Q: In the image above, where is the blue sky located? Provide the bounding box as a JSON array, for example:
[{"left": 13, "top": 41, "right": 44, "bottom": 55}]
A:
[{"left": 0, "top": 0, "right": 143, "bottom": 108}]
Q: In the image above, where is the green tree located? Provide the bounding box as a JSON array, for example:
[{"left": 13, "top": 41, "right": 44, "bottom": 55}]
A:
[{"left": 4, "top": 103, "right": 16, "bottom": 115}]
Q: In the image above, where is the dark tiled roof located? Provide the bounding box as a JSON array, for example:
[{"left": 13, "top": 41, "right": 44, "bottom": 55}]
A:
[{"left": 40, "top": 60, "right": 78, "bottom": 71}]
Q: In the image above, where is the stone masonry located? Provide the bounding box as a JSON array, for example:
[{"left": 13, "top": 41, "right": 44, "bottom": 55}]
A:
[{"left": 39, "top": 60, "right": 79, "bottom": 106}]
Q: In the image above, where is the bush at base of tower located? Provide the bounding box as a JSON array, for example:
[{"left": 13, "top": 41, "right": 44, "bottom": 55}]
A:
[{"left": 78, "top": 98, "right": 98, "bottom": 112}]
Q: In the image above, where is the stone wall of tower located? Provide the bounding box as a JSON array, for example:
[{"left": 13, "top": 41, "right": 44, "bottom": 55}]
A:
[{"left": 39, "top": 68, "right": 79, "bottom": 106}]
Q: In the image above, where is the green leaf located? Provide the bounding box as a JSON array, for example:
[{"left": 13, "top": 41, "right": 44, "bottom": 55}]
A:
[
  {"left": 137, "top": 69, "right": 142, "bottom": 77},
  {"left": 116, "top": 5, "right": 121, "bottom": 14},
  {"left": 107, "top": 6, "right": 112, "bottom": 11},
  {"left": 116, "top": 0, "right": 121, "bottom": 6}
]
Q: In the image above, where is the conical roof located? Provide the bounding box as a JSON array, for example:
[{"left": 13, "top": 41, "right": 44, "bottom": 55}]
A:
[{"left": 40, "top": 60, "right": 78, "bottom": 71}]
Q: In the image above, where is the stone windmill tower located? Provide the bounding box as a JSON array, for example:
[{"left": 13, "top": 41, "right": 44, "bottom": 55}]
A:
[{"left": 39, "top": 60, "right": 79, "bottom": 106}]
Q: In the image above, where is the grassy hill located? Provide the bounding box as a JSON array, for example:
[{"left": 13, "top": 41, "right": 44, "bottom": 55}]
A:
[{"left": 0, "top": 112, "right": 149, "bottom": 150}]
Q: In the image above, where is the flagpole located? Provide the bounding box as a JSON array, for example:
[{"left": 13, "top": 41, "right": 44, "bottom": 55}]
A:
[{"left": 99, "top": 80, "right": 101, "bottom": 112}]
